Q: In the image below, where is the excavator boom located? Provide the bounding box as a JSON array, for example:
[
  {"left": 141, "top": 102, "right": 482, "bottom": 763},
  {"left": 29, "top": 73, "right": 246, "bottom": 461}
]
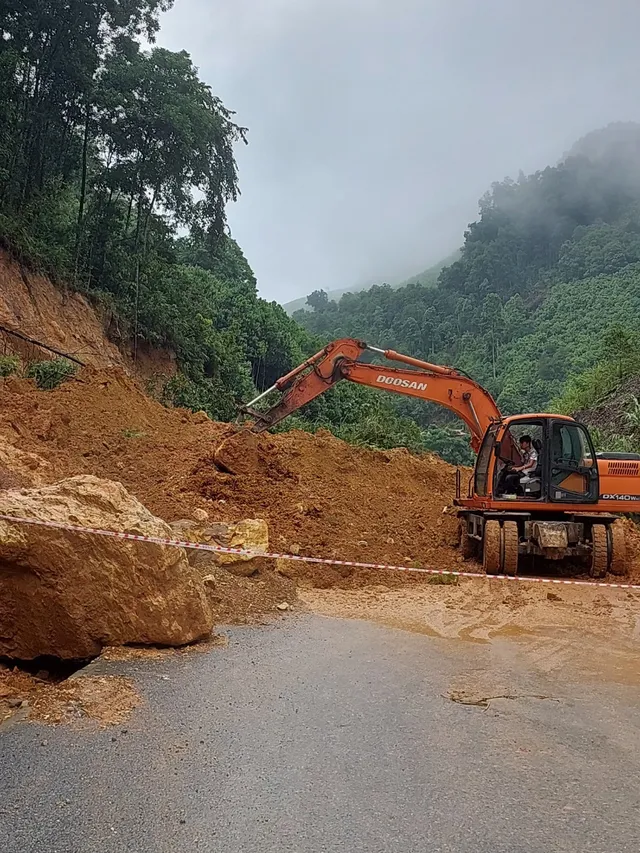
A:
[{"left": 242, "top": 338, "right": 502, "bottom": 451}]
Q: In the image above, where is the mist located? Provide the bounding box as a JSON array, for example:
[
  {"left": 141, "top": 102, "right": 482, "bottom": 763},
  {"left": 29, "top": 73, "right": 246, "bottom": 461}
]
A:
[{"left": 157, "top": 0, "right": 640, "bottom": 303}]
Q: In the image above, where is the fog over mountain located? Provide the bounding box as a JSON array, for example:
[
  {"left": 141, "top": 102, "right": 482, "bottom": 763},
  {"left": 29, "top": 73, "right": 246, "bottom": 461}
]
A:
[{"left": 158, "top": 0, "right": 640, "bottom": 302}]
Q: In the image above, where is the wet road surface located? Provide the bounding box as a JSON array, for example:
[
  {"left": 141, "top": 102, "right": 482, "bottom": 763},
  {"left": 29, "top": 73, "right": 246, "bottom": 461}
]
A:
[{"left": 1, "top": 614, "right": 639, "bottom": 852}]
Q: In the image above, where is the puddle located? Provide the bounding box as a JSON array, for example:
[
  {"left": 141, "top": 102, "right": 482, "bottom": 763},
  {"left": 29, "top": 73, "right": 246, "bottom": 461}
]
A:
[{"left": 488, "top": 624, "right": 539, "bottom": 640}]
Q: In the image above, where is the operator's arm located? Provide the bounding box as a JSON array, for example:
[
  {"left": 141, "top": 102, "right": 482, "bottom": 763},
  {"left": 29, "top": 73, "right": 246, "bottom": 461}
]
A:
[{"left": 515, "top": 449, "right": 537, "bottom": 473}]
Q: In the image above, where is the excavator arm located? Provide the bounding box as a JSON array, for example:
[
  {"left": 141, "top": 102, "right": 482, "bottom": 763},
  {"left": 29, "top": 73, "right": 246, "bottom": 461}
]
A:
[{"left": 241, "top": 338, "right": 502, "bottom": 452}]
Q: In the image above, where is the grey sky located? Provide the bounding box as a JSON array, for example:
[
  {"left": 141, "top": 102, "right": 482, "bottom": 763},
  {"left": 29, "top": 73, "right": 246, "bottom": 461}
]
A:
[{"left": 158, "top": 0, "right": 640, "bottom": 304}]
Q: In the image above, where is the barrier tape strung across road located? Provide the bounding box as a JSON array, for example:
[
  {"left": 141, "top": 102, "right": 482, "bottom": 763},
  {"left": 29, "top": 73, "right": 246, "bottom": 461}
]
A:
[{"left": 1, "top": 513, "right": 640, "bottom": 591}]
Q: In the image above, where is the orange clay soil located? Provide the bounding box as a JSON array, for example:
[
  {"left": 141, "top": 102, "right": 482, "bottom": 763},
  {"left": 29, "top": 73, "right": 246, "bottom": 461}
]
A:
[
  {"left": 0, "top": 369, "right": 462, "bottom": 579},
  {"left": 1, "top": 367, "right": 638, "bottom": 585}
]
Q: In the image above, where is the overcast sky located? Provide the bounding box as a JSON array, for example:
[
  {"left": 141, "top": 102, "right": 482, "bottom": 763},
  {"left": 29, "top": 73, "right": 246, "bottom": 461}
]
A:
[{"left": 158, "top": 0, "right": 640, "bottom": 304}]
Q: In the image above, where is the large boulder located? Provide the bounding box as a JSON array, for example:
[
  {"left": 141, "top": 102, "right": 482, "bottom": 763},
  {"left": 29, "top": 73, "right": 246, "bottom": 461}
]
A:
[{"left": 0, "top": 475, "right": 213, "bottom": 659}]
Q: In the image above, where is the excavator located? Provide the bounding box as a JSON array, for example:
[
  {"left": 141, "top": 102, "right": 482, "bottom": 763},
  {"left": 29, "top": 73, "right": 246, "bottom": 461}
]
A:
[{"left": 239, "top": 338, "right": 640, "bottom": 578}]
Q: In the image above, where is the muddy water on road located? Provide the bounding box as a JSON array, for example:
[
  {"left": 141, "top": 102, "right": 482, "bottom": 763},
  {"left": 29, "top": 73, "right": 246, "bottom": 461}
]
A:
[{"left": 300, "top": 579, "right": 640, "bottom": 687}]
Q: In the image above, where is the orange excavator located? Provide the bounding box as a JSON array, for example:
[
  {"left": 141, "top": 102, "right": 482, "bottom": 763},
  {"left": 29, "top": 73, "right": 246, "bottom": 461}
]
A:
[{"left": 240, "top": 338, "right": 640, "bottom": 578}]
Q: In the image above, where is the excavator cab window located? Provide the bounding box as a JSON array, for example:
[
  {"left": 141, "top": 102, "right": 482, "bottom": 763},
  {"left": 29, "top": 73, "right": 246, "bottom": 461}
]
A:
[
  {"left": 474, "top": 425, "right": 498, "bottom": 496},
  {"left": 549, "top": 420, "right": 599, "bottom": 503}
]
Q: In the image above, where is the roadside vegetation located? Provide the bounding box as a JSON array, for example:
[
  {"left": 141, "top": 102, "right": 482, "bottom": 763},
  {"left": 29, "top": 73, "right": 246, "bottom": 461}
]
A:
[{"left": 2, "top": 5, "right": 640, "bottom": 459}]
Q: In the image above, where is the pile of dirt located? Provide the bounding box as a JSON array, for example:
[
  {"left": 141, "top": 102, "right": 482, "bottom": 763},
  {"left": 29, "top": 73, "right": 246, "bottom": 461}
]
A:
[
  {"left": 202, "top": 427, "right": 462, "bottom": 579},
  {"left": 0, "top": 369, "right": 462, "bottom": 583},
  {"left": 0, "top": 369, "right": 226, "bottom": 506},
  {"left": 0, "top": 664, "right": 140, "bottom": 727},
  {"left": 3, "top": 367, "right": 640, "bottom": 587}
]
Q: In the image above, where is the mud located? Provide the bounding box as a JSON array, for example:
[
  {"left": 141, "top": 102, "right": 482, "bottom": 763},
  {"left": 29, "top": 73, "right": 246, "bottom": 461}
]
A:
[{"left": 300, "top": 581, "right": 640, "bottom": 686}]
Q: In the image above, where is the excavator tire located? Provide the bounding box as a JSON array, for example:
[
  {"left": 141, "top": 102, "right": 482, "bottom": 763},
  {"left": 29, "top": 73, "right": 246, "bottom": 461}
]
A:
[
  {"left": 458, "top": 519, "right": 475, "bottom": 560},
  {"left": 502, "top": 521, "right": 519, "bottom": 576},
  {"left": 483, "top": 520, "right": 501, "bottom": 575},
  {"left": 590, "top": 523, "right": 608, "bottom": 579},
  {"left": 608, "top": 520, "right": 628, "bottom": 577}
]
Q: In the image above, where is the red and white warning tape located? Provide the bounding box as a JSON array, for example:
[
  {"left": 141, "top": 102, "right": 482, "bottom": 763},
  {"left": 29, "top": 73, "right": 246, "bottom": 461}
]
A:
[{"left": 1, "top": 513, "right": 640, "bottom": 591}]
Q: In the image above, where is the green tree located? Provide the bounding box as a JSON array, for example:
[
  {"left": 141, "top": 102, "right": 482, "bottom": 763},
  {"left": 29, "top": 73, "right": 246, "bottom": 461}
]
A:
[
  {"left": 306, "top": 289, "right": 330, "bottom": 312},
  {"left": 600, "top": 324, "right": 640, "bottom": 380}
]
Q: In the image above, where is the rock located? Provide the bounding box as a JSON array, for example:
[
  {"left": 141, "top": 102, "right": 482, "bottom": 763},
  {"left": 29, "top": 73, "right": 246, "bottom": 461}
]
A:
[
  {"left": 275, "top": 559, "right": 298, "bottom": 579},
  {"left": 0, "top": 475, "right": 213, "bottom": 659},
  {"left": 7, "top": 697, "right": 22, "bottom": 709},
  {"left": 170, "top": 517, "right": 270, "bottom": 579},
  {"left": 191, "top": 411, "right": 210, "bottom": 424},
  {"left": 192, "top": 508, "right": 209, "bottom": 522},
  {"left": 224, "top": 560, "right": 263, "bottom": 578},
  {"left": 276, "top": 602, "right": 290, "bottom": 611},
  {"left": 289, "top": 543, "right": 301, "bottom": 556}
]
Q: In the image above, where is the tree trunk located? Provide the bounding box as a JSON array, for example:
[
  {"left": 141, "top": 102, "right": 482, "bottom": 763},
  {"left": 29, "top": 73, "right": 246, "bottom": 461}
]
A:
[
  {"left": 75, "top": 100, "right": 92, "bottom": 282},
  {"left": 142, "top": 188, "right": 157, "bottom": 256}
]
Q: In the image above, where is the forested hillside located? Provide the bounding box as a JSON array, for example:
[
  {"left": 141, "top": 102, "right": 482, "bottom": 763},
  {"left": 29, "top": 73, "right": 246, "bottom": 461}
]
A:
[
  {"left": 0, "top": 0, "right": 315, "bottom": 420},
  {"left": 294, "top": 122, "right": 640, "bottom": 458},
  {"left": 282, "top": 250, "right": 460, "bottom": 316},
  {"left": 0, "top": 0, "right": 435, "bottom": 460},
  {"left": 3, "top": 5, "right": 640, "bottom": 465}
]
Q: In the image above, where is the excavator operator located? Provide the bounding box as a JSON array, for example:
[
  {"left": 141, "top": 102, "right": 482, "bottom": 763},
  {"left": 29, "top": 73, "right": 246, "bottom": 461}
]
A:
[{"left": 502, "top": 435, "right": 538, "bottom": 495}]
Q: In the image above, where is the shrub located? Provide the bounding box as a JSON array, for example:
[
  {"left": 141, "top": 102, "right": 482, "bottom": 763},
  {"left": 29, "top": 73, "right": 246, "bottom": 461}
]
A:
[
  {"left": 122, "top": 428, "right": 146, "bottom": 439},
  {"left": 26, "top": 358, "right": 77, "bottom": 390},
  {"left": 0, "top": 355, "right": 20, "bottom": 377}
]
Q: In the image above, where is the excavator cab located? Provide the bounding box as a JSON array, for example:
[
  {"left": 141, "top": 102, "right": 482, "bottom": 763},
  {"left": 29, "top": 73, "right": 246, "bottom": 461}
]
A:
[{"left": 474, "top": 416, "right": 600, "bottom": 505}]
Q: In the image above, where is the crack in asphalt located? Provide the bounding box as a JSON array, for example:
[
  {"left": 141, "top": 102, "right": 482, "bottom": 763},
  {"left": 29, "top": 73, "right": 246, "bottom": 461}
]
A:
[{"left": 445, "top": 690, "right": 561, "bottom": 708}]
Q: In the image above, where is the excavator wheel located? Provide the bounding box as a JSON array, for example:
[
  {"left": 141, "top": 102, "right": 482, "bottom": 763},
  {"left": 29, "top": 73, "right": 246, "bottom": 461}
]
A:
[
  {"left": 590, "top": 523, "right": 608, "bottom": 579},
  {"left": 608, "top": 520, "right": 628, "bottom": 577},
  {"left": 501, "top": 521, "right": 519, "bottom": 576},
  {"left": 483, "top": 520, "right": 502, "bottom": 575},
  {"left": 458, "top": 519, "right": 475, "bottom": 560}
]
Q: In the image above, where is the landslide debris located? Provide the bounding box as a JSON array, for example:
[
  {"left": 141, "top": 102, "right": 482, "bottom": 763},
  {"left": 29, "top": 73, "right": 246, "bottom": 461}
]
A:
[
  {"left": 0, "top": 369, "right": 462, "bottom": 583},
  {"left": 0, "top": 475, "right": 213, "bottom": 660},
  {"left": 575, "top": 375, "right": 640, "bottom": 436},
  {"left": 0, "top": 665, "right": 140, "bottom": 728}
]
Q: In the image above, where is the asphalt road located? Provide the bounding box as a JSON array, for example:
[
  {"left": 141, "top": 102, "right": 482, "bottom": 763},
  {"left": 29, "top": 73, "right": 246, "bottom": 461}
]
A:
[{"left": 1, "top": 614, "right": 639, "bottom": 852}]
